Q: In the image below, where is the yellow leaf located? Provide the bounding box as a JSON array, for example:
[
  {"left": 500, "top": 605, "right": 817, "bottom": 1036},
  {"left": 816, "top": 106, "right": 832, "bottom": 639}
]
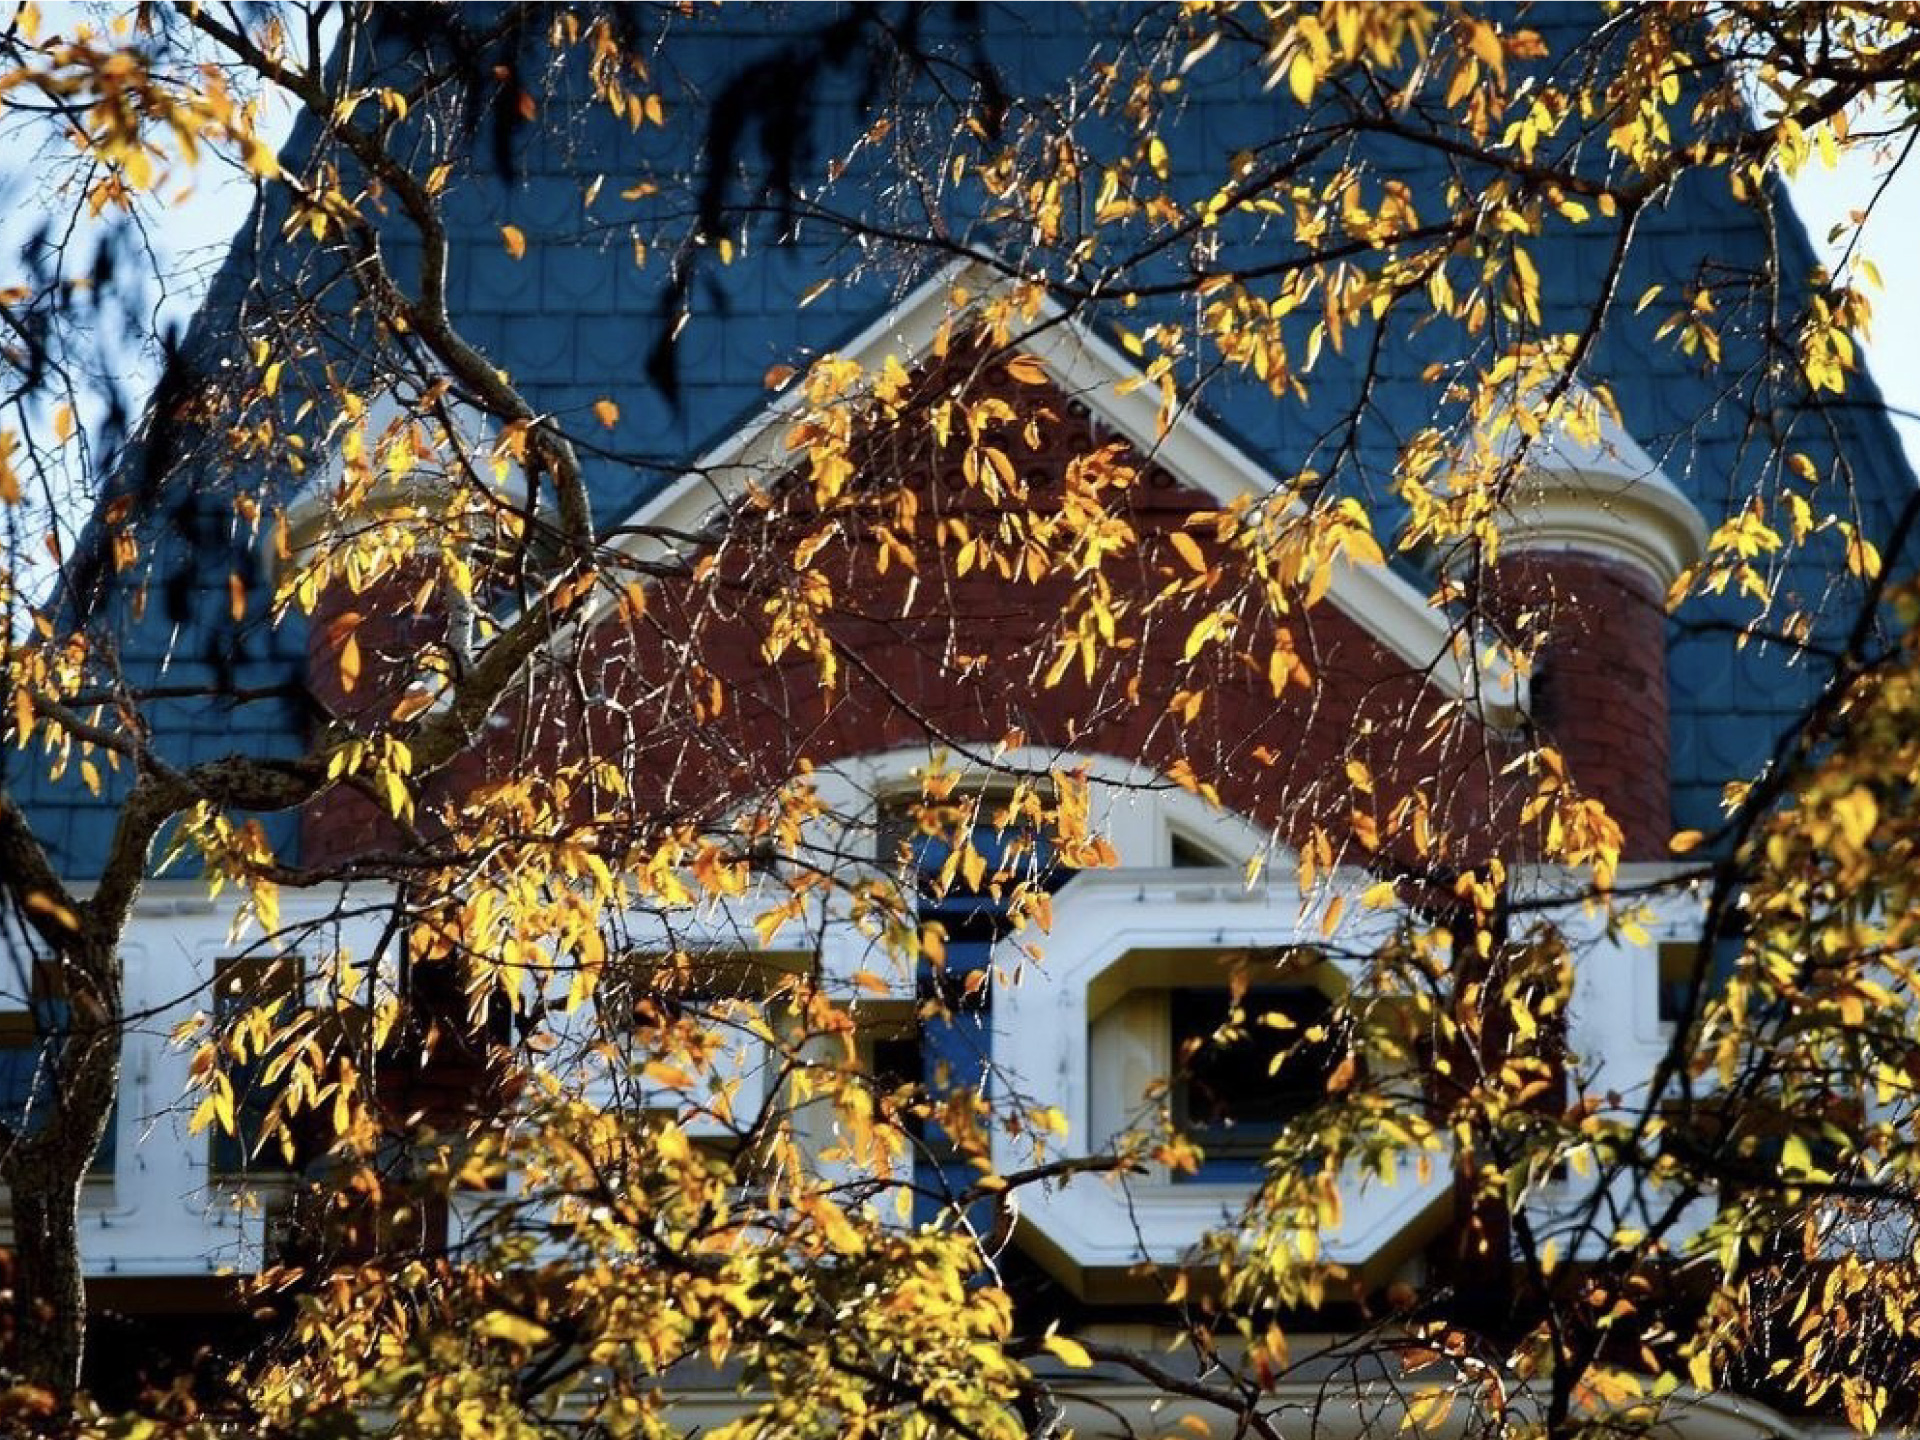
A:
[
  {"left": 391, "top": 688, "right": 436, "bottom": 723},
  {"left": 754, "top": 905, "right": 792, "bottom": 947},
  {"left": 1004, "top": 354, "right": 1049, "bottom": 385},
  {"left": 339, "top": 633, "right": 361, "bottom": 693},
  {"left": 1289, "top": 53, "right": 1315, "bottom": 105},
  {"left": 961, "top": 844, "right": 987, "bottom": 892},
  {"left": 655, "top": 1122, "right": 692, "bottom": 1165},
  {"left": 189, "top": 1094, "right": 220, "bottom": 1138},
  {"left": 593, "top": 398, "right": 620, "bottom": 428},
  {"left": 1833, "top": 785, "right": 1877, "bottom": 850},
  {"left": 644, "top": 1061, "right": 696, "bottom": 1091},
  {"left": 210, "top": 1075, "right": 235, "bottom": 1137},
  {"left": 1042, "top": 1333, "right": 1094, "bottom": 1368},
  {"left": 1402, "top": 1388, "right": 1454, "bottom": 1433},
  {"left": 980, "top": 446, "right": 1016, "bottom": 494},
  {"left": 24, "top": 891, "right": 80, "bottom": 934},
  {"left": 1168, "top": 531, "right": 1206, "bottom": 574},
  {"left": 500, "top": 224, "right": 527, "bottom": 259},
  {"left": 1306, "top": 557, "right": 1333, "bottom": 608},
  {"left": 1468, "top": 21, "right": 1504, "bottom": 79},
  {"left": 1846, "top": 531, "right": 1882, "bottom": 579},
  {"left": 242, "top": 137, "right": 281, "bottom": 180},
  {"left": 1361, "top": 879, "right": 1397, "bottom": 909},
  {"left": 476, "top": 1311, "right": 551, "bottom": 1349},
  {"left": 1688, "top": 1350, "right": 1714, "bottom": 1391},
  {"left": 1182, "top": 610, "right": 1227, "bottom": 661},
  {"left": 815, "top": 1199, "right": 866, "bottom": 1254}
]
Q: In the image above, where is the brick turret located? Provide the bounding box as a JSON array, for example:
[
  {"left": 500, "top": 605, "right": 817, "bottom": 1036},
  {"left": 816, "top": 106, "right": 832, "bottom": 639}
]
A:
[{"left": 1482, "top": 409, "right": 1707, "bottom": 860}]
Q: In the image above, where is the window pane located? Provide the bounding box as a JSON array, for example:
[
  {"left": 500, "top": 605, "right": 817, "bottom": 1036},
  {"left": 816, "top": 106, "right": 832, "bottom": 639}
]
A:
[
  {"left": 0, "top": 1003, "right": 116, "bottom": 1174},
  {"left": 1171, "top": 986, "right": 1341, "bottom": 1154},
  {"left": 209, "top": 955, "right": 304, "bottom": 1176}
]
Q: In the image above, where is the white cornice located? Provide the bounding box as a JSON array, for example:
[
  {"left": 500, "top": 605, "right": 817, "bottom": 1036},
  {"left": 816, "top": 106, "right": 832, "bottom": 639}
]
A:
[
  {"left": 1484, "top": 398, "right": 1709, "bottom": 593},
  {"left": 272, "top": 394, "right": 541, "bottom": 578},
  {"left": 599, "top": 260, "right": 1525, "bottom": 725}
]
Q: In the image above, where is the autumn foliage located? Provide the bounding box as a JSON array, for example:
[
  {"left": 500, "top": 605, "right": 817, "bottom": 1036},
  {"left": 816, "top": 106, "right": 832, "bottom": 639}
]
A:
[{"left": 0, "top": 4, "right": 1918, "bottom": 1439}]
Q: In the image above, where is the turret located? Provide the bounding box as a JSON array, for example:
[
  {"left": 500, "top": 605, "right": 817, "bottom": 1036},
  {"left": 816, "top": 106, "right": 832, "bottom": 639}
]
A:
[{"left": 1481, "top": 405, "right": 1708, "bottom": 859}]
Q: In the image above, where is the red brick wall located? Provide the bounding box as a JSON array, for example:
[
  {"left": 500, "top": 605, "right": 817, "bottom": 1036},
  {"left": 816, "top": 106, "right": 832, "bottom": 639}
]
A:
[
  {"left": 299, "top": 373, "right": 1671, "bottom": 877},
  {"left": 301, "top": 554, "right": 448, "bottom": 867}
]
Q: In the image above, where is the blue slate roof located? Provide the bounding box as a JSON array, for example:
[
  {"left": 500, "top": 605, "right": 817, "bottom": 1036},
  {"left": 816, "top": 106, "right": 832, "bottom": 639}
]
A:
[{"left": 23, "top": 2, "right": 1916, "bottom": 877}]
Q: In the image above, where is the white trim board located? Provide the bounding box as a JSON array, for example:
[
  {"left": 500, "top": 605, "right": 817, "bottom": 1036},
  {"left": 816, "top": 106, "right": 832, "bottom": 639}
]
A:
[{"left": 598, "top": 260, "right": 1526, "bottom": 725}]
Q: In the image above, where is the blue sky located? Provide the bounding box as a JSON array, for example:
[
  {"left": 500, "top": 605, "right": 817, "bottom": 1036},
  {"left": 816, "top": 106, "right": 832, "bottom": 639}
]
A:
[{"left": 1781, "top": 138, "right": 1920, "bottom": 473}]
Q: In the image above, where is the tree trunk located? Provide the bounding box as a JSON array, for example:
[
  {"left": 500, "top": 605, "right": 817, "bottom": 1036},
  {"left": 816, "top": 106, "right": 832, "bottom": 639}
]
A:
[
  {"left": 2, "top": 933, "right": 123, "bottom": 1401},
  {"left": 7, "top": 1164, "right": 87, "bottom": 1396}
]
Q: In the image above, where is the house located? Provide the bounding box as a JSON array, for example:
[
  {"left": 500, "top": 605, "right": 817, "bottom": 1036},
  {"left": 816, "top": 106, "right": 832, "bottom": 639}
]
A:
[{"left": 3, "top": 2, "right": 1913, "bottom": 1424}]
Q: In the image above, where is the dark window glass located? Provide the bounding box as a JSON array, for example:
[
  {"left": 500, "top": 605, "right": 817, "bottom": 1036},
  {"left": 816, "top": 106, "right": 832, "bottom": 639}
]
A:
[
  {"left": 210, "top": 955, "right": 307, "bottom": 1176},
  {"left": 0, "top": 984, "right": 116, "bottom": 1175},
  {"left": 872, "top": 794, "right": 1076, "bottom": 1224},
  {"left": 1169, "top": 834, "right": 1224, "bottom": 868},
  {"left": 868, "top": 1033, "right": 925, "bottom": 1100},
  {"left": 1171, "top": 986, "right": 1342, "bottom": 1162},
  {"left": 1657, "top": 943, "right": 1694, "bottom": 1025},
  {"left": 877, "top": 797, "right": 1074, "bottom": 940}
]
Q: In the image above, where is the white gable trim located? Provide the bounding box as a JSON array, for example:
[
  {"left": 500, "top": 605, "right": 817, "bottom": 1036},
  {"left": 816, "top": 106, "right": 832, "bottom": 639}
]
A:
[{"left": 601, "top": 260, "right": 1524, "bottom": 724}]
